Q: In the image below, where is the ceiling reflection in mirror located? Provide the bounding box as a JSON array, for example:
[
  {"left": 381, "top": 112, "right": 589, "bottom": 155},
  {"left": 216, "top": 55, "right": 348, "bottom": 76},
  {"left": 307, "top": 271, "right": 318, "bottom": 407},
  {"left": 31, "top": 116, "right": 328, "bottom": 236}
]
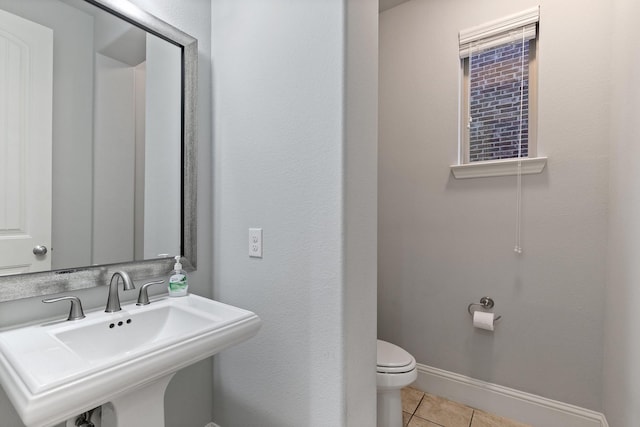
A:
[{"left": 0, "top": 0, "right": 182, "bottom": 276}]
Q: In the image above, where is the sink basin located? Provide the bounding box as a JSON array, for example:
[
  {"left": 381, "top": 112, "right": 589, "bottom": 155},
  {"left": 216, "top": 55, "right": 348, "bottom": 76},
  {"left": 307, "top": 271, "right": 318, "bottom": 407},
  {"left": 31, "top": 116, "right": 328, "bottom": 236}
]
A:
[
  {"left": 0, "top": 294, "right": 261, "bottom": 427},
  {"left": 53, "top": 305, "right": 213, "bottom": 364}
]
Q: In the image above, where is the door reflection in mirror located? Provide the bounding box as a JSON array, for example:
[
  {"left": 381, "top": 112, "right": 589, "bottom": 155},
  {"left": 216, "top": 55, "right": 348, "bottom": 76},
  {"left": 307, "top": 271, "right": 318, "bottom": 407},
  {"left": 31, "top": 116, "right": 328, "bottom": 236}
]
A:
[{"left": 0, "top": 0, "right": 181, "bottom": 274}]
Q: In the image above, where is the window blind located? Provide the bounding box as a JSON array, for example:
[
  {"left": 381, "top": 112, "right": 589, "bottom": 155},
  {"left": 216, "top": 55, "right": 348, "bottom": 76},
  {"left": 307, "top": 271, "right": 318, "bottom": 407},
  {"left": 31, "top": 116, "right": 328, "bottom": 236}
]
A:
[{"left": 459, "top": 6, "right": 539, "bottom": 58}]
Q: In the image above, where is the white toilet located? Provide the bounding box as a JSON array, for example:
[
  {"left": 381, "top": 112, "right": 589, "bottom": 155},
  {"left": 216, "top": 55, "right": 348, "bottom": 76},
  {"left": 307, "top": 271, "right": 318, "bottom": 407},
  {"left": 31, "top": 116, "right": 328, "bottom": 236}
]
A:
[{"left": 376, "top": 339, "right": 418, "bottom": 427}]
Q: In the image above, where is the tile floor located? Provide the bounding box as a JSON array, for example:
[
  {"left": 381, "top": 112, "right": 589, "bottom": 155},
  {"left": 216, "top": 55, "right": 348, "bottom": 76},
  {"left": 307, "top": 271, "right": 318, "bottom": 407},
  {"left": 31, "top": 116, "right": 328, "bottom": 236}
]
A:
[{"left": 401, "top": 387, "right": 532, "bottom": 427}]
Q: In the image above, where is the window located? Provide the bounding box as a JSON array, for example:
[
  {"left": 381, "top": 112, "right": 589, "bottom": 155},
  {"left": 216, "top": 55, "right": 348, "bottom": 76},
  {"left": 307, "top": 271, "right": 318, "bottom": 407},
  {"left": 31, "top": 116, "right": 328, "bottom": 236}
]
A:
[
  {"left": 452, "top": 7, "right": 545, "bottom": 178},
  {"left": 467, "top": 41, "right": 530, "bottom": 162}
]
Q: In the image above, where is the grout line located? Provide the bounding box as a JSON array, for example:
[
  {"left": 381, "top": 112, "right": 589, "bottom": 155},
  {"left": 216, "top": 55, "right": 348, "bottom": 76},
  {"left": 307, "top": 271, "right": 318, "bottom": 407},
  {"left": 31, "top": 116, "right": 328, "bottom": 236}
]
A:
[
  {"left": 406, "top": 390, "right": 496, "bottom": 427},
  {"left": 411, "top": 392, "right": 446, "bottom": 427},
  {"left": 406, "top": 392, "right": 424, "bottom": 427},
  {"left": 414, "top": 393, "right": 425, "bottom": 415}
]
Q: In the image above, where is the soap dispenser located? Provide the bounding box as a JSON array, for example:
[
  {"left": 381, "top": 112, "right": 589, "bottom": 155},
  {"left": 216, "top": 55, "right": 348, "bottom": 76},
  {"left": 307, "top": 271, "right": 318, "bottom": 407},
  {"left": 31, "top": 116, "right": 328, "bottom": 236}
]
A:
[{"left": 168, "top": 255, "right": 188, "bottom": 297}]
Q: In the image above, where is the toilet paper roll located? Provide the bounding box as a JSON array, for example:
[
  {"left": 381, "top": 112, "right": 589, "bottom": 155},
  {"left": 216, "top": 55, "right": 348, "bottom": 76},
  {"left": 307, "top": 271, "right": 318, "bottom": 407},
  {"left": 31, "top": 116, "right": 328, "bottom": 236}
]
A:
[{"left": 473, "top": 311, "right": 495, "bottom": 331}]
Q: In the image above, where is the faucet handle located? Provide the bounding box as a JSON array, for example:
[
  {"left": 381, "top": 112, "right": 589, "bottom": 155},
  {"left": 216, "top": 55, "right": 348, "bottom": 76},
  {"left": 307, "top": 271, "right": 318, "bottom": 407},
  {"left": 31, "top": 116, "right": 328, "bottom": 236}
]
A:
[
  {"left": 43, "top": 296, "right": 86, "bottom": 321},
  {"left": 136, "top": 280, "right": 165, "bottom": 306}
]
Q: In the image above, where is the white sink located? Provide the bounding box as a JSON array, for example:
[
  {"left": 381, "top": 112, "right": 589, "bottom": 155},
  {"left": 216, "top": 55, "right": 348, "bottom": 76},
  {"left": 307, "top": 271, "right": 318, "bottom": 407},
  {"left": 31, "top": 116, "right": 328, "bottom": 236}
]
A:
[
  {"left": 0, "top": 294, "right": 261, "bottom": 427},
  {"left": 53, "top": 304, "right": 213, "bottom": 364}
]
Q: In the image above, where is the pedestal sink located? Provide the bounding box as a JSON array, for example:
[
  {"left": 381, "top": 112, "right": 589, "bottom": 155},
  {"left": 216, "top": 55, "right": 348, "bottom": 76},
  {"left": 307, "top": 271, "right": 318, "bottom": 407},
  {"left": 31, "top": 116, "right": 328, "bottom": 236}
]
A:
[{"left": 0, "top": 294, "right": 261, "bottom": 427}]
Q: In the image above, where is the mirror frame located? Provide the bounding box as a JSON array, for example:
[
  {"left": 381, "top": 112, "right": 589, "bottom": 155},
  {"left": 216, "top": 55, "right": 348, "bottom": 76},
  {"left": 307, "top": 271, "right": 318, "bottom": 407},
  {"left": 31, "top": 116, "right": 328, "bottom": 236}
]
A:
[{"left": 0, "top": 0, "right": 197, "bottom": 302}]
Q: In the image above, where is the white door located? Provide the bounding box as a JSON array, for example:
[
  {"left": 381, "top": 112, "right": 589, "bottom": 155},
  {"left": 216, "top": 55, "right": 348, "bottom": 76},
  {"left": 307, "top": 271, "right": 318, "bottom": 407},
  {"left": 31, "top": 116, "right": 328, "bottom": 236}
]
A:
[{"left": 0, "top": 9, "right": 53, "bottom": 274}]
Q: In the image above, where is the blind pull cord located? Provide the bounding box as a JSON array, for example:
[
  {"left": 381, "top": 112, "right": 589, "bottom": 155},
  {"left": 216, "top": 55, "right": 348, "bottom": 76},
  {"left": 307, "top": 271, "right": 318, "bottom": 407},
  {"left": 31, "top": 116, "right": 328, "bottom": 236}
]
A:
[{"left": 514, "top": 28, "right": 526, "bottom": 255}]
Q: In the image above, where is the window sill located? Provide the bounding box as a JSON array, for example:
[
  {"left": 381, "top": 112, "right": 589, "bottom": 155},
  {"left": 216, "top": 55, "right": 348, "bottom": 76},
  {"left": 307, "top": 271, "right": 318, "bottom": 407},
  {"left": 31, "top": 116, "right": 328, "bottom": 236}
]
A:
[{"left": 450, "top": 157, "right": 547, "bottom": 179}]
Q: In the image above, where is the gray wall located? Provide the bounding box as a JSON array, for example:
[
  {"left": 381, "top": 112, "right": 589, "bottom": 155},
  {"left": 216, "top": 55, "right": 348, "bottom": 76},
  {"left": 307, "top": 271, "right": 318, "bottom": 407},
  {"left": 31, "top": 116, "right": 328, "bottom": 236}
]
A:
[
  {"left": 603, "top": 0, "right": 640, "bottom": 424},
  {"left": 0, "top": 0, "right": 213, "bottom": 426},
  {"left": 92, "top": 53, "right": 136, "bottom": 264},
  {"left": 143, "top": 34, "right": 181, "bottom": 259},
  {"left": 344, "top": 0, "right": 379, "bottom": 423},
  {"left": 379, "top": 0, "right": 610, "bottom": 411},
  {"left": 210, "top": 0, "right": 377, "bottom": 425}
]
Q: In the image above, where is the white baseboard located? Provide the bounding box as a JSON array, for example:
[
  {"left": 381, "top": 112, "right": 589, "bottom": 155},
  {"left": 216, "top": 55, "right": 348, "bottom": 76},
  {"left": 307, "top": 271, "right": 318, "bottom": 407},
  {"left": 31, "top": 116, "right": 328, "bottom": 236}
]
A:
[{"left": 413, "top": 363, "right": 608, "bottom": 427}]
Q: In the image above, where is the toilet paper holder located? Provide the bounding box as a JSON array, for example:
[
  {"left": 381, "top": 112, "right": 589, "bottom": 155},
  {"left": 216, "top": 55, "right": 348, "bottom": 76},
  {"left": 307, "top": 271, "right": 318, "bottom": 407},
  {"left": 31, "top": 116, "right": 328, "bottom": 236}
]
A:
[{"left": 467, "top": 297, "right": 502, "bottom": 322}]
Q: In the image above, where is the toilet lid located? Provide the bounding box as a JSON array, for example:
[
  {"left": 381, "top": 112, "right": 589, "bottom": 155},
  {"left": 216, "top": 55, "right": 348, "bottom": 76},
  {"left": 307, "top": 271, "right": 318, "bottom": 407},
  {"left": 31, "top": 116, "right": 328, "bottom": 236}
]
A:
[{"left": 377, "top": 340, "right": 416, "bottom": 374}]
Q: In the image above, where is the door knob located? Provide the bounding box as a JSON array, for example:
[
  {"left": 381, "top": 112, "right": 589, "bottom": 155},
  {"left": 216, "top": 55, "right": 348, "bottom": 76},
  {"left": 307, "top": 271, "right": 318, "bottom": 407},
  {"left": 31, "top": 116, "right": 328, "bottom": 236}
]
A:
[{"left": 33, "top": 245, "right": 48, "bottom": 256}]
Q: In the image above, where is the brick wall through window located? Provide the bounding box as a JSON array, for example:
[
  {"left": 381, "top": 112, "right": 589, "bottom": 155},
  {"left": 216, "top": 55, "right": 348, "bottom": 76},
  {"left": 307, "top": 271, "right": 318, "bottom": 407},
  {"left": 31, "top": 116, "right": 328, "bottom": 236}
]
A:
[{"left": 469, "top": 42, "right": 529, "bottom": 162}]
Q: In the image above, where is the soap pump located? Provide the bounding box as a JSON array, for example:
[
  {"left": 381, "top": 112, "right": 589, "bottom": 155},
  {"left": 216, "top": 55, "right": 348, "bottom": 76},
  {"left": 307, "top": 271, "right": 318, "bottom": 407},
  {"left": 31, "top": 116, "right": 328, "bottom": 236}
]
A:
[{"left": 168, "top": 255, "right": 188, "bottom": 297}]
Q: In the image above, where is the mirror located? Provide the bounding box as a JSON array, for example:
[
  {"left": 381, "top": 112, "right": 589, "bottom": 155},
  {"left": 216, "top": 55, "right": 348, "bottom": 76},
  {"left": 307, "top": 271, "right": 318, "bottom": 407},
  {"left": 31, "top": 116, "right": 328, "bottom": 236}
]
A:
[{"left": 0, "top": 0, "right": 197, "bottom": 301}]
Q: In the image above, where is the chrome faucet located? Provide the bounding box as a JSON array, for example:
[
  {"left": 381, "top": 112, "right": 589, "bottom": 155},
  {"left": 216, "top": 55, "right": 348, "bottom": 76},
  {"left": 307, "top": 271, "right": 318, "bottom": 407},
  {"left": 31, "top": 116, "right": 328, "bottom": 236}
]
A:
[{"left": 105, "top": 271, "right": 136, "bottom": 313}]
